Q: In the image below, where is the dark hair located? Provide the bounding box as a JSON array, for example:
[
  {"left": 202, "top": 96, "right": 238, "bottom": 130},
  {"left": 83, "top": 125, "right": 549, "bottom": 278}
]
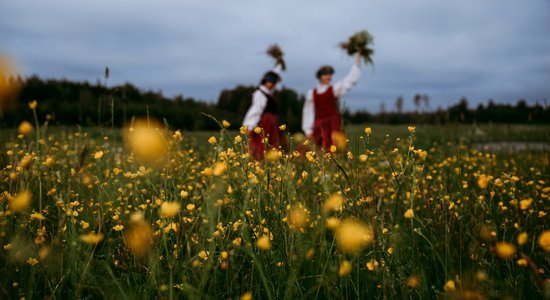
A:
[
  {"left": 261, "top": 71, "right": 281, "bottom": 85},
  {"left": 316, "top": 65, "right": 334, "bottom": 79}
]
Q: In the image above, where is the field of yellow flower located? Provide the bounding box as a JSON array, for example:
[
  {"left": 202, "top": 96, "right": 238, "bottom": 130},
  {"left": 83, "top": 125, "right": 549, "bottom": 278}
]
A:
[{"left": 1, "top": 114, "right": 549, "bottom": 299}]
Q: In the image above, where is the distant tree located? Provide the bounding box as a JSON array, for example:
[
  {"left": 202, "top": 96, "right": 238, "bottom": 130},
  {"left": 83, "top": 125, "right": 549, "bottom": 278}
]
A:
[{"left": 395, "top": 96, "right": 403, "bottom": 114}]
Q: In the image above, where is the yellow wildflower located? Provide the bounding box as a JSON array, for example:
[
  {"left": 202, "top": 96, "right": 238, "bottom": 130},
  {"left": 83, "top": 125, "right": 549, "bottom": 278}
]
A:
[
  {"left": 517, "top": 232, "right": 528, "bottom": 245},
  {"left": 495, "top": 242, "right": 516, "bottom": 259},
  {"left": 323, "top": 193, "right": 344, "bottom": 213},
  {"left": 335, "top": 218, "right": 374, "bottom": 253},
  {"left": 444, "top": 280, "right": 456, "bottom": 291},
  {"left": 9, "top": 190, "right": 32, "bottom": 212},
  {"left": 159, "top": 202, "right": 181, "bottom": 218},
  {"left": 338, "top": 260, "right": 352, "bottom": 277},
  {"left": 256, "top": 235, "right": 271, "bottom": 250},
  {"left": 538, "top": 230, "right": 550, "bottom": 252},
  {"left": 79, "top": 232, "right": 104, "bottom": 245},
  {"left": 18, "top": 121, "right": 33, "bottom": 136},
  {"left": 404, "top": 209, "right": 414, "bottom": 219}
]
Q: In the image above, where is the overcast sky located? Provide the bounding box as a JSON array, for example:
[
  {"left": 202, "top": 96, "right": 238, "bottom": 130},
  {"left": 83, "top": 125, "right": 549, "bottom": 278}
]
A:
[{"left": 1, "top": 0, "right": 549, "bottom": 112}]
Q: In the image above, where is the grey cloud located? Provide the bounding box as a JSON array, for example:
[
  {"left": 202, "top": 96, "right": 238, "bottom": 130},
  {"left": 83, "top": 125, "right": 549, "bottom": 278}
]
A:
[{"left": 1, "top": 0, "right": 549, "bottom": 112}]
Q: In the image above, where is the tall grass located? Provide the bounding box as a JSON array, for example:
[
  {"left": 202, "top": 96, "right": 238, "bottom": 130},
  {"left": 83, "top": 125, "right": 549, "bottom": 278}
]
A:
[{"left": 0, "top": 119, "right": 549, "bottom": 299}]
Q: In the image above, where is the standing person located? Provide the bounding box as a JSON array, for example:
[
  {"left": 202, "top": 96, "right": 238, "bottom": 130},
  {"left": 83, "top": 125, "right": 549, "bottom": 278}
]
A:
[
  {"left": 302, "top": 51, "right": 363, "bottom": 150},
  {"left": 242, "top": 62, "right": 286, "bottom": 160}
]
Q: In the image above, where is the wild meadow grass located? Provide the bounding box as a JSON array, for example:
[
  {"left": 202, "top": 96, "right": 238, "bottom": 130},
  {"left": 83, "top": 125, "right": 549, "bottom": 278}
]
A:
[{"left": 1, "top": 113, "right": 549, "bottom": 299}]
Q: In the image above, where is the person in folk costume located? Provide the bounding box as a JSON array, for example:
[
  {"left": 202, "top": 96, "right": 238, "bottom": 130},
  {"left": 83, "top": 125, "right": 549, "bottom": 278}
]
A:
[
  {"left": 242, "top": 60, "right": 287, "bottom": 160},
  {"left": 302, "top": 50, "right": 363, "bottom": 150}
]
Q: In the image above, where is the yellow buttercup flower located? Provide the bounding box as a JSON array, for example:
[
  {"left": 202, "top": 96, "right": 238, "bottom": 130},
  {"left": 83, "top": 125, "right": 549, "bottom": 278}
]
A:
[
  {"left": 364, "top": 127, "right": 372, "bottom": 135},
  {"left": 407, "top": 126, "right": 416, "bottom": 133},
  {"left": 28, "top": 100, "right": 37, "bottom": 110},
  {"left": 124, "top": 119, "right": 168, "bottom": 164},
  {"left": 18, "top": 121, "right": 33, "bottom": 136},
  {"left": 256, "top": 235, "right": 271, "bottom": 250},
  {"left": 538, "top": 230, "right": 550, "bottom": 252},
  {"left": 519, "top": 199, "right": 532, "bottom": 210},
  {"left": 125, "top": 219, "right": 154, "bottom": 257},
  {"left": 338, "top": 260, "right": 352, "bottom": 277},
  {"left": 113, "top": 225, "right": 124, "bottom": 231},
  {"left": 444, "top": 280, "right": 456, "bottom": 291},
  {"left": 94, "top": 150, "right": 104, "bottom": 159},
  {"left": 494, "top": 242, "right": 516, "bottom": 259},
  {"left": 285, "top": 204, "right": 310, "bottom": 230},
  {"left": 213, "top": 162, "right": 227, "bottom": 176},
  {"left": 335, "top": 218, "right": 374, "bottom": 253},
  {"left": 159, "top": 202, "right": 181, "bottom": 218},
  {"left": 323, "top": 193, "right": 344, "bottom": 213},
  {"left": 331, "top": 131, "right": 347, "bottom": 151},
  {"left": 477, "top": 175, "right": 489, "bottom": 189},
  {"left": 517, "top": 232, "right": 528, "bottom": 245},
  {"left": 266, "top": 149, "right": 282, "bottom": 162},
  {"left": 325, "top": 217, "right": 340, "bottom": 231},
  {"left": 404, "top": 209, "right": 414, "bottom": 219},
  {"left": 79, "top": 232, "right": 104, "bottom": 245},
  {"left": 30, "top": 213, "right": 46, "bottom": 221},
  {"left": 222, "top": 120, "right": 231, "bottom": 128},
  {"left": 407, "top": 276, "right": 419, "bottom": 288},
  {"left": 9, "top": 190, "right": 32, "bottom": 212},
  {"left": 240, "top": 292, "right": 252, "bottom": 300}
]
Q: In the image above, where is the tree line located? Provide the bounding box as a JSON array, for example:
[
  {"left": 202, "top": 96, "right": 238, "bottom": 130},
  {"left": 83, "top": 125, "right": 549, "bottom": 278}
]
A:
[{"left": 2, "top": 76, "right": 549, "bottom": 131}]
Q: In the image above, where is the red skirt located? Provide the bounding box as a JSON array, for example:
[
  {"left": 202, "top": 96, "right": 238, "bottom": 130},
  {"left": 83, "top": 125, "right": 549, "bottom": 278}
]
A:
[
  {"left": 312, "top": 114, "right": 342, "bottom": 150},
  {"left": 248, "top": 113, "right": 287, "bottom": 160}
]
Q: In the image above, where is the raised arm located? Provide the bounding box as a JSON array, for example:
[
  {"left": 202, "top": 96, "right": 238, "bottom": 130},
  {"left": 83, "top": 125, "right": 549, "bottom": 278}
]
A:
[
  {"left": 302, "top": 90, "right": 315, "bottom": 136},
  {"left": 333, "top": 51, "right": 362, "bottom": 97},
  {"left": 272, "top": 61, "right": 284, "bottom": 76}
]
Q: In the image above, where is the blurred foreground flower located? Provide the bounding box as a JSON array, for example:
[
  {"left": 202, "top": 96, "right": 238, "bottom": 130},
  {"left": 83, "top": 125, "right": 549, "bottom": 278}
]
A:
[
  {"left": 539, "top": 230, "right": 550, "bottom": 252},
  {"left": 335, "top": 218, "right": 373, "bottom": 253},
  {"left": 495, "top": 242, "right": 516, "bottom": 259},
  {"left": 338, "top": 260, "right": 352, "bottom": 277},
  {"left": 256, "top": 235, "right": 271, "bottom": 250},
  {"left": 323, "top": 193, "right": 344, "bottom": 213},
  {"left": 9, "top": 190, "right": 32, "bottom": 212},
  {"left": 79, "top": 232, "right": 104, "bottom": 245},
  {"left": 18, "top": 121, "right": 33, "bottom": 136},
  {"left": 285, "top": 204, "right": 310, "bottom": 230},
  {"left": 159, "top": 202, "right": 181, "bottom": 218},
  {"left": 124, "top": 118, "right": 168, "bottom": 165},
  {"left": 444, "top": 280, "right": 456, "bottom": 291},
  {"left": 125, "top": 216, "right": 154, "bottom": 257},
  {"left": 331, "top": 131, "right": 347, "bottom": 152},
  {"left": 0, "top": 55, "right": 20, "bottom": 107}
]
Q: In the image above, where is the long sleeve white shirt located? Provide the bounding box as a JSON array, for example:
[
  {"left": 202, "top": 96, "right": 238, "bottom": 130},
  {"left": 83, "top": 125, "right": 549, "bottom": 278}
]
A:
[
  {"left": 242, "top": 64, "right": 283, "bottom": 130},
  {"left": 302, "top": 63, "right": 361, "bottom": 135}
]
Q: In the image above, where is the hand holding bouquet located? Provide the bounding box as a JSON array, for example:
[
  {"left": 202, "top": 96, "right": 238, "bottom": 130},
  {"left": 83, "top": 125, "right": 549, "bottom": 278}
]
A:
[{"left": 340, "top": 30, "right": 374, "bottom": 65}]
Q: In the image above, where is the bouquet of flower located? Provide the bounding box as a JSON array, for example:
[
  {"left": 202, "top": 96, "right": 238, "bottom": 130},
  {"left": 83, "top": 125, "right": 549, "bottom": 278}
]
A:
[
  {"left": 266, "top": 44, "right": 286, "bottom": 70},
  {"left": 340, "top": 30, "right": 374, "bottom": 65}
]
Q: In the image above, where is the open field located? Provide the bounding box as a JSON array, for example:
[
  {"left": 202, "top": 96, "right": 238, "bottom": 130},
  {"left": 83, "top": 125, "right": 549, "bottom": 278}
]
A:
[{"left": 1, "top": 122, "right": 549, "bottom": 299}]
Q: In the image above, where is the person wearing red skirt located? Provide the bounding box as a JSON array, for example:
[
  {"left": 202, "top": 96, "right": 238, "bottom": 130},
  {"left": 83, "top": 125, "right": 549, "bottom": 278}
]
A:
[
  {"left": 242, "top": 62, "right": 287, "bottom": 160},
  {"left": 302, "top": 51, "right": 363, "bottom": 150}
]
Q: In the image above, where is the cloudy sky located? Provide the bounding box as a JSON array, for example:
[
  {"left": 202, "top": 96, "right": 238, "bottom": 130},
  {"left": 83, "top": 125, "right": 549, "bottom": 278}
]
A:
[{"left": 1, "top": 0, "right": 549, "bottom": 112}]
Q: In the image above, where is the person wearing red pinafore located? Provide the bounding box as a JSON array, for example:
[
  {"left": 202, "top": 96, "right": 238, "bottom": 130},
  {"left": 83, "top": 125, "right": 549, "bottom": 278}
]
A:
[
  {"left": 242, "top": 62, "right": 286, "bottom": 160},
  {"left": 302, "top": 51, "right": 363, "bottom": 150}
]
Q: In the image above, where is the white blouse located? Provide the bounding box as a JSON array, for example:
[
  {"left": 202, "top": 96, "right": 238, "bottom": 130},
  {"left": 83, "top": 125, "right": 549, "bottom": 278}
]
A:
[
  {"left": 242, "top": 64, "right": 283, "bottom": 130},
  {"left": 302, "top": 64, "right": 361, "bottom": 135}
]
